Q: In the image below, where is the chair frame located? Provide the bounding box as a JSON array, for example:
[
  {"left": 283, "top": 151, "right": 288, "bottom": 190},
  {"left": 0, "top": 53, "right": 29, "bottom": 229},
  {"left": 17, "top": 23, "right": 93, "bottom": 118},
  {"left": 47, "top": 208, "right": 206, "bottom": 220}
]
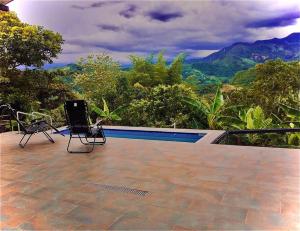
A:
[
  {"left": 0, "top": 104, "right": 62, "bottom": 148},
  {"left": 64, "top": 100, "right": 106, "bottom": 153}
]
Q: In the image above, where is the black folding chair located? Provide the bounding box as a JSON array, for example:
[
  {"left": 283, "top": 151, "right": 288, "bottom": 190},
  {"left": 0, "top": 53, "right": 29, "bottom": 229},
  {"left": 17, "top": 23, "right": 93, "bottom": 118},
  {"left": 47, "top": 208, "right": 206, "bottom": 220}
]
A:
[
  {"left": 0, "top": 104, "right": 62, "bottom": 148},
  {"left": 64, "top": 100, "right": 106, "bottom": 153}
]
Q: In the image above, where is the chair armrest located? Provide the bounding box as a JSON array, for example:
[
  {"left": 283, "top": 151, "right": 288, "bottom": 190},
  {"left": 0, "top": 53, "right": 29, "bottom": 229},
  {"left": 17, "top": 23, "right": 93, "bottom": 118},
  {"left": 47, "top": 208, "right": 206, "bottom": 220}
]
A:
[
  {"left": 94, "top": 119, "right": 103, "bottom": 127},
  {"left": 31, "top": 117, "right": 44, "bottom": 123},
  {"left": 30, "top": 119, "right": 47, "bottom": 126}
]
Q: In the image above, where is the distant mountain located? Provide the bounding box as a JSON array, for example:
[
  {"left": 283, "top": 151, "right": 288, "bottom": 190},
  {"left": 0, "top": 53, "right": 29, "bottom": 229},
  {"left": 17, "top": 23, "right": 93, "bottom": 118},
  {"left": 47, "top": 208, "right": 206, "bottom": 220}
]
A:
[
  {"left": 47, "top": 63, "right": 80, "bottom": 72},
  {"left": 43, "top": 63, "right": 70, "bottom": 70},
  {"left": 187, "top": 33, "right": 300, "bottom": 78}
]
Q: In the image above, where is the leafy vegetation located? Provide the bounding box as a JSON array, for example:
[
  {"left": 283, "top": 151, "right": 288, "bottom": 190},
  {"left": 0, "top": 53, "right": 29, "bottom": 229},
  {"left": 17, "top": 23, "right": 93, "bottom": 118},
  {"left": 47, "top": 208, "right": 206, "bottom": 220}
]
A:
[
  {"left": 184, "top": 86, "right": 236, "bottom": 129},
  {"left": 1, "top": 12, "right": 299, "bottom": 148},
  {"left": 91, "top": 98, "right": 122, "bottom": 124}
]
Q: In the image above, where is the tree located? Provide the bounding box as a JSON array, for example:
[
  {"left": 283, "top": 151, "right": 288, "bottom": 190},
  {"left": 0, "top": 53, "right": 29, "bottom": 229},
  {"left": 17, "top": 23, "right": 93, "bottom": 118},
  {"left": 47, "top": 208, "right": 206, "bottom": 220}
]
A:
[
  {"left": 122, "top": 84, "right": 203, "bottom": 128},
  {"left": 154, "top": 51, "right": 168, "bottom": 84},
  {"left": 127, "top": 52, "right": 184, "bottom": 87},
  {"left": 166, "top": 53, "right": 184, "bottom": 85},
  {"left": 252, "top": 60, "right": 300, "bottom": 113},
  {"left": 0, "top": 11, "right": 65, "bottom": 111},
  {"left": 115, "top": 76, "right": 133, "bottom": 106},
  {"left": 74, "top": 54, "right": 121, "bottom": 106},
  {"left": 0, "top": 69, "right": 74, "bottom": 111},
  {"left": 0, "top": 11, "right": 63, "bottom": 71}
]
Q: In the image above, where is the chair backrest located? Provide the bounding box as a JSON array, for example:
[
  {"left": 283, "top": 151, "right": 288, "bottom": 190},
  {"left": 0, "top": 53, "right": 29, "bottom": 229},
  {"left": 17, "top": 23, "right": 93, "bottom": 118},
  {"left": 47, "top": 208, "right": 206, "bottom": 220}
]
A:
[{"left": 64, "top": 100, "right": 91, "bottom": 134}]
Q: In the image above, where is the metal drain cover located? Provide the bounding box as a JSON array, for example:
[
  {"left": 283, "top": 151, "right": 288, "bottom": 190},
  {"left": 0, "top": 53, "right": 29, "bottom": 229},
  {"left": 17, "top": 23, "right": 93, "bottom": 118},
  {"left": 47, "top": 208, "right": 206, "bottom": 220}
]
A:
[{"left": 95, "top": 184, "right": 149, "bottom": 196}]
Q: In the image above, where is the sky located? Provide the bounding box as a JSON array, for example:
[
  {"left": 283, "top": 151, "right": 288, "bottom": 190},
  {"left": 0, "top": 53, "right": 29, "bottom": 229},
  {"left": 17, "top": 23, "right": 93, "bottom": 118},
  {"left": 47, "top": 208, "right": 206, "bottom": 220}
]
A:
[{"left": 8, "top": 0, "right": 300, "bottom": 64}]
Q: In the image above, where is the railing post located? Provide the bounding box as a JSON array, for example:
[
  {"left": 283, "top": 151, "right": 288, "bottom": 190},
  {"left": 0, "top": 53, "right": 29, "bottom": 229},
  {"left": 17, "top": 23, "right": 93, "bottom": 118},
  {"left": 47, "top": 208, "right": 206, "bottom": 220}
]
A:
[{"left": 17, "top": 111, "right": 20, "bottom": 133}]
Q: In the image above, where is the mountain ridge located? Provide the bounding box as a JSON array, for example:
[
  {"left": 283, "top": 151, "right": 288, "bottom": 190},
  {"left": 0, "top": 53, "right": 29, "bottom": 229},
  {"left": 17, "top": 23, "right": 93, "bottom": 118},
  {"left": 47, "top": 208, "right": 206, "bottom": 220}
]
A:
[{"left": 187, "top": 33, "right": 300, "bottom": 78}]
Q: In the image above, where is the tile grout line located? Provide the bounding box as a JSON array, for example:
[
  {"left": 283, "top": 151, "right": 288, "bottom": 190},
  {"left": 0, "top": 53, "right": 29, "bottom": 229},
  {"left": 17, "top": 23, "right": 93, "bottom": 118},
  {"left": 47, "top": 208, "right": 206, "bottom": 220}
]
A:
[{"left": 107, "top": 213, "right": 127, "bottom": 229}]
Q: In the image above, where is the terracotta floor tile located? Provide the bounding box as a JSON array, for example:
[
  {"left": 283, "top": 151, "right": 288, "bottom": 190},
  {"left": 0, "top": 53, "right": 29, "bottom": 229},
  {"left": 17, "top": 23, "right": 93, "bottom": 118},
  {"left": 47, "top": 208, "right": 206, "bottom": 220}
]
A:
[
  {"left": 281, "top": 200, "right": 300, "bottom": 216},
  {"left": 171, "top": 210, "right": 215, "bottom": 229},
  {"left": 18, "top": 213, "right": 79, "bottom": 230},
  {"left": 0, "top": 169, "right": 26, "bottom": 181},
  {"left": 65, "top": 205, "right": 122, "bottom": 229},
  {"left": 109, "top": 205, "right": 176, "bottom": 230},
  {"left": 175, "top": 185, "right": 224, "bottom": 204},
  {"left": 245, "top": 209, "right": 300, "bottom": 230},
  {"left": 27, "top": 186, "right": 65, "bottom": 201},
  {"left": 4, "top": 193, "right": 49, "bottom": 211},
  {"left": 188, "top": 200, "right": 247, "bottom": 223},
  {"left": 222, "top": 191, "right": 281, "bottom": 212},
  {"left": 39, "top": 199, "right": 78, "bottom": 215},
  {"left": 143, "top": 192, "right": 191, "bottom": 210},
  {"left": 0, "top": 205, "right": 36, "bottom": 228}
]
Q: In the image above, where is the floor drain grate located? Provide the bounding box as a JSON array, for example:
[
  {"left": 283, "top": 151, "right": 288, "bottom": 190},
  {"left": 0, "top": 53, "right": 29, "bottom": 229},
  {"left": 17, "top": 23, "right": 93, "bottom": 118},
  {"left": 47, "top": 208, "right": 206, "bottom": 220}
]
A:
[{"left": 96, "top": 184, "right": 149, "bottom": 196}]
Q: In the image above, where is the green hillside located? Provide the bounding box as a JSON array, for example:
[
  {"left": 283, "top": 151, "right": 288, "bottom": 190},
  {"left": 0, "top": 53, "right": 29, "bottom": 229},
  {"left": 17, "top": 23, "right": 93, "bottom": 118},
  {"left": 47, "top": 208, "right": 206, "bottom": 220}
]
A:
[{"left": 187, "top": 33, "right": 300, "bottom": 78}]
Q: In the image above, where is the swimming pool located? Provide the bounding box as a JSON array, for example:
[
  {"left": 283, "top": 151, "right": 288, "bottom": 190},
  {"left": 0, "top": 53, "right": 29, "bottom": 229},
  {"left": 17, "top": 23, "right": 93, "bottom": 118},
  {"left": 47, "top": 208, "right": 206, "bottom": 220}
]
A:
[{"left": 57, "top": 128, "right": 204, "bottom": 143}]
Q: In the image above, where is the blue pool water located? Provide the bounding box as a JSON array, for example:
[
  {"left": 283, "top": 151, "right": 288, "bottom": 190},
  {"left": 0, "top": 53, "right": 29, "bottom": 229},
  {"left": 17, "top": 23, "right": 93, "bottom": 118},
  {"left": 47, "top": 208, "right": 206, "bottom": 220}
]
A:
[{"left": 57, "top": 128, "right": 204, "bottom": 143}]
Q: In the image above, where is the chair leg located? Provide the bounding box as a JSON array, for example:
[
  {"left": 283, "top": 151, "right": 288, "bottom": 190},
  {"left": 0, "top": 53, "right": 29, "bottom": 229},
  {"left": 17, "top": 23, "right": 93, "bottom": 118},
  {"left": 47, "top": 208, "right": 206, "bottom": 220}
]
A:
[
  {"left": 84, "top": 129, "right": 106, "bottom": 145},
  {"left": 79, "top": 135, "right": 89, "bottom": 145},
  {"left": 19, "top": 133, "right": 33, "bottom": 148},
  {"left": 42, "top": 131, "right": 55, "bottom": 143},
  {"left": 67, "top": 134, "right": 94, "bottom": 153},
  {"left": 67, "top": 134, "right": 73, "bottom": 153}
]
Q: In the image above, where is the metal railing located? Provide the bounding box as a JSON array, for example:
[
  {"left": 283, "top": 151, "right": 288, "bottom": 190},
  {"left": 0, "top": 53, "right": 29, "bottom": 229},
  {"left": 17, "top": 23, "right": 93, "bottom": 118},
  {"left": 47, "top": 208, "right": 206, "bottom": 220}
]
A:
[
  {"left": 17, "top": 111, "right": 53, "bottom": 133},
  {"left": 213, "top": 128, "right": 300, "bottom": 144}
]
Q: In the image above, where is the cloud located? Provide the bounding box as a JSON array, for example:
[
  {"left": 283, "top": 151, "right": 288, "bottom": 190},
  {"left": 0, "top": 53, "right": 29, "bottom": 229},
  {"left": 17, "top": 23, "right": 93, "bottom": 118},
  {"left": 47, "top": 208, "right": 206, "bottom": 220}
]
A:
[
  {"left": 15, "top": 0, "right": 300, "bottom": 64},
  {"left": 90, "top": 1, "right": 122, "bottom": 8},
  {"left": 71, "top": 1, "right": 122, "bottom": 10},
  {"left": 147, "top": 10, "right": 183, "bottom": 22},
  {"left": 188, "top": 50, "right": 218, "bottom": 58},
  {"left": 97, "top": 24, "right": 121, "bottom": 32},
  {"left": 246, "top": 11, "right": 300, "bottom": 28},
  {"left": 119, "top": 4, "right": 137, "bottom": 18},
  {"left": 70, "top": 5, "right": 85, "bottom": 10}
]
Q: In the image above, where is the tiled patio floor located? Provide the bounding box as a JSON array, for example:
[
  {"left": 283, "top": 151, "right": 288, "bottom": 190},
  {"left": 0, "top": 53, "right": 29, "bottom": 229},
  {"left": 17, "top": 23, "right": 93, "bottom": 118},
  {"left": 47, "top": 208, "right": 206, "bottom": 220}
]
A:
[{"left": 0, "top": 129, "right": 299, "bottom": 230}]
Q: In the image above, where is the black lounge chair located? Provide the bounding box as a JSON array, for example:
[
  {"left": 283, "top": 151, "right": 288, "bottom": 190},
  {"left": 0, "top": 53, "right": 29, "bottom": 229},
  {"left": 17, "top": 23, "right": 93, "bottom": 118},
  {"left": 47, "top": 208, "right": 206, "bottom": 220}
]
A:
[
  {"left": 0, "top": 104, "right": 62, "bottom": 148},
  {"left": 64, "top": 100, "right": 106, "bottom": 153}
]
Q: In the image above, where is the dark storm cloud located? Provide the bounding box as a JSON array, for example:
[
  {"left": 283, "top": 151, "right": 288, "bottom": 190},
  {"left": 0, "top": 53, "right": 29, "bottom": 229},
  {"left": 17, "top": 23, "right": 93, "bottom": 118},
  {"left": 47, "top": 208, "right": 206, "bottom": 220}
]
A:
[
  {"left": 147, "top": 10, "right": 183, "bottom": 22},
  {"left": 119, "top": 4, "right": 137, "bottom": 18},
  {"left": 97, "top": 24, "right": 121, "bottom": 32},
  {"left": 246, "top": 11, "right": 300, "bottom": 28}
]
